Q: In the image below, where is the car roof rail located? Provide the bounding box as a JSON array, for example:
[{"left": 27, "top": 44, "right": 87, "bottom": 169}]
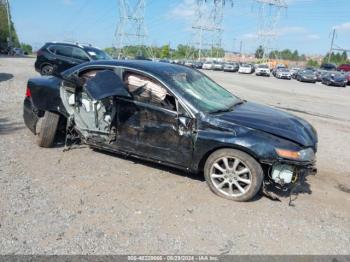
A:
[{"left": 50, "top": 41, "right": 92, "bottom": 48}]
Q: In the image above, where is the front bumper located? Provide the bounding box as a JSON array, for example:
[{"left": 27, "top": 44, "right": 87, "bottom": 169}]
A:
[
  {"left": 279, "top": 75, "right": 291, "bottom": 79},
  {"left": 257, "top": 72, "right": 270, "bottom": 76},
  {"left": 330, "top": 81, "right": 346, "bottom": 86},
  {"left": 301, "top": 77, "right": 316, "bottom": 82}
]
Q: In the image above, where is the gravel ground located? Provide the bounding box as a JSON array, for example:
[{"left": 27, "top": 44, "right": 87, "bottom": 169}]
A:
[{"left": 0, "top": 57, "right": 349, "bottom": 255}]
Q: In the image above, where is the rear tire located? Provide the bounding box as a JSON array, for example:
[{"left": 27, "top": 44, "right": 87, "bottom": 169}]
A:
[
  {"left": 41, "top": 64, "right": 54, "bottom": 76},
  {"left": 204, "top": 149, "right": 263, "bottom": 202},
  {"left": 36, "top": 111, "right": 60, "bottom": 148}
]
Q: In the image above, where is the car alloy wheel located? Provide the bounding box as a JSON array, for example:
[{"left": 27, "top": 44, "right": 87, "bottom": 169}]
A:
[
  {"left": 204, "top": 149, "right": 263, "bottom": 201},
  {"left": 210, "top": 156, "right": 252, "bottom": 197}
]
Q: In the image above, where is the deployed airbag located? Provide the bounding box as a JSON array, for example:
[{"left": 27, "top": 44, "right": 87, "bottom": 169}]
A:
[{"left": 85, "top": 70, "right": 131, "bottom": 100}]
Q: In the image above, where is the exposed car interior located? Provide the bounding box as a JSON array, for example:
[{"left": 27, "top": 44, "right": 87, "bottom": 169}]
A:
[
  {"left": 123, "top": 71, "right": 176, "bottom": 111},
  {"left": 60, "top": 68, "right": 177, "bottom": 142}
]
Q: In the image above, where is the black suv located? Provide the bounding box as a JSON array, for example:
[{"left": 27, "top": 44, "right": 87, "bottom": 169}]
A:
[
  {"left": 320, "top": 63, "right": 337, "bottom": 71},
  {"left": 35, "top": 42, "right": 112, "bottom": 75}
]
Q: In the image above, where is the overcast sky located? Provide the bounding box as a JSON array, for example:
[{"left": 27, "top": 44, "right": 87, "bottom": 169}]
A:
[{"left": 10, "top": 0, "right": 350, "bottom": 55}]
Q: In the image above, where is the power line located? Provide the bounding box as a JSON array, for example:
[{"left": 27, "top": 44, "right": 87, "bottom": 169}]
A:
[
  {"left": 189, "top": 0, "right": 234, "bottom": 60},
  {"left": 327, "top": 28, "right": 336, "bottom": 63},
  {"left": 255, "top": 0, "right": 288, "bottom": 62},
  {"left": 114, "top": 0, "right": 149, "bottom": 58}
]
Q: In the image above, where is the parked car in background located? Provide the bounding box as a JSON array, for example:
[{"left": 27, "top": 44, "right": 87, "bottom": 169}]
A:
[
  {"left": 295, "top": 69, "right": 317, "bottom": 83},
  {"left": 255, "top": 64, "right": 270, "bottom": 77},
  {"left": 290, "top": 67, "right": 300, "bottom": 79},
  {"left": 184, "top": 61, "right": 194, "bottom": 67},
  {"left": 272, "top": 64, "right": 287, "bottom": 77},
  {"left": 320, "top": 63, "right": 337, "bottom": 71},
  {"left": 193, "top": 61, "right": 203, "bottom": 69},
  {"left": 213, "top": 62, "right": 224, "bottom": 71},
  {"left": 347, "top": 73, "right": 350, "bottom": 85},
  {"left": 238, "top": 63, "right": 254, "bottom": 74},
  {"left": 12, "top": 47, "right": 24, "bottom": 56},
  {"left": 202, "top": 61, "right": 215, "bottom": 70},
  {"left": 35, "top": 42, "right": 112, "bottom": 75},
  {"left": 159, "top": 59, "right": 170, "bottom": 63},
  {"left": 275, "top": 68, "right": 292, "bottom": 80},
  {"left": 315, "top": 70, "right": 328, "bottom": 82},
  {"left": 321, "top": 72, "right": 347, "bottom": 87},
  {"left": 304, "top": 67, "right": 317, "bottom": 72},
  {"left": 23, "top": 60, "right": 318, "bottom": 202},
  {"left": 223, "top": 62, "right": 239, "bottom": 72},
  {"left": 337, "top": 64, "right": 350, "bottom": 72}
]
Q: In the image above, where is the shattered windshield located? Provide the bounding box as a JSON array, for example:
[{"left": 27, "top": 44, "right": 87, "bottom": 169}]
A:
[
  {"left": 84, "top": 47, "right": 111, "bottom": 60},
  {"left": 168, "top": 70, "right": 239, "bottom": 113}
]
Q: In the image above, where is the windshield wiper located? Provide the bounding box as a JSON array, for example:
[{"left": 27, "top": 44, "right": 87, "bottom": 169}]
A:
[
  {"left": 210, "top": 100, "right": 245, "bottom": 114},
  {"left": 231, "top": 100, "right": 245, "bottom": 108}
]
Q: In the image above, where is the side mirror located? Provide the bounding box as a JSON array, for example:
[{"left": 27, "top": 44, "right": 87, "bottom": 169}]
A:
[{"left": 178, "top": 115, "right": 191, "bottom": 129}]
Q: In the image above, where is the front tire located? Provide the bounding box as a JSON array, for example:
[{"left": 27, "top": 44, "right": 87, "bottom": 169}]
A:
[
  {"left": 36, "top": 111, "right": 60, "bottom": 148},
  {"left": 204, "top": 149, "right": 263, "bottom": 202}
]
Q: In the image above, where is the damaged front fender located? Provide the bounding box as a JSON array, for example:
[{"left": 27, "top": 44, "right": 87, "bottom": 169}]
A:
[{"left": 191, "top": 112, "right": 308, "bottom": 172}]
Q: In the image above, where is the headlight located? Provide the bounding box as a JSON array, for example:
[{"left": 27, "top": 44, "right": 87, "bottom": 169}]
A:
[{"left": 275, "top": 148, "right": 315, "bottom": 161}]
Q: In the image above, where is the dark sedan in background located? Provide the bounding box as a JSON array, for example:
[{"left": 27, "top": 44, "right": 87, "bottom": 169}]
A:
[
  {"left": 320, "top": 63, "right": 337, "bottom": 71},
  {"left": 295, "top": 69, "right": 317, "bottom": 83},
  {"left": 321, "top": 72, "right": 348, "bottom": 87}
]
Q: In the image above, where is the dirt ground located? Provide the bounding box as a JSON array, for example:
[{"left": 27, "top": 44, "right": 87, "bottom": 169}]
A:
[{"left": 0, "top": 57, "right": 349, "bottom": 255}]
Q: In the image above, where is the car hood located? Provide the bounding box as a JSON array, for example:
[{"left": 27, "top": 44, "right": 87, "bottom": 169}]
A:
[{"left": 209, "top": 102, "right": 317, "bottom": 147}]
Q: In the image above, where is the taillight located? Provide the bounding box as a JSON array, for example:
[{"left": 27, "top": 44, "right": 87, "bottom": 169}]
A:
[{"left": 26, "top": 87, "right": 31, "bottom": 97}]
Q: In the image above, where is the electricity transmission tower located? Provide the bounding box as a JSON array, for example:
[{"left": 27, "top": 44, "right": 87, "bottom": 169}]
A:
[
  {"left": 115, "top": 0, "right": 148, "bottom": 59},
  {"left": 255, "top": 0, "right": 287, "bottom": 62},
  {"left": 189, "top": 0, "right": 233, "bottom": 60},
  {"left": 327, "top": 29, "right": 350, "bottom": 63}
]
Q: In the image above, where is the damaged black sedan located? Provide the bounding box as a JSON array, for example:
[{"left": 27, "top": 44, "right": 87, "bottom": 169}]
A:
[{"left": 23, "top": 60, "right": 317, "bottom": 201}]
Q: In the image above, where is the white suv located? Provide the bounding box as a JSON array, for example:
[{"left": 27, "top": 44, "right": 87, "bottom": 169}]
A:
[
  {"left": 255, "top": 64, "right": 271, "bottom": 77},
  {"left": 202, "top": 62, "right": 214, "bottom": 70}
]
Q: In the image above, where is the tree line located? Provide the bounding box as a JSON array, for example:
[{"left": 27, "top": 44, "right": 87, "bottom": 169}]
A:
[
  {"left": 255, "top": 45, "right": 306, "bottom": 61},
  {"left": 255, "top": 45, "right": 349, "bottom": 67},
  {"left": 0, "top": 2, "right": 32, "bottom": 53},
  {"left": 104, "top": 44, "right": 225, "bottom": 60}
]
